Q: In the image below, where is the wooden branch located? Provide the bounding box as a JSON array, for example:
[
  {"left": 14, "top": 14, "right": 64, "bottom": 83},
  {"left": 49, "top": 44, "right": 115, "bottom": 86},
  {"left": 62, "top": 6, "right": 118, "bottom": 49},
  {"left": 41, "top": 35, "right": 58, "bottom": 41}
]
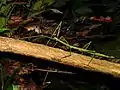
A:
[{"left": 0, "top": 36, "right": 120, "bottom": 77}]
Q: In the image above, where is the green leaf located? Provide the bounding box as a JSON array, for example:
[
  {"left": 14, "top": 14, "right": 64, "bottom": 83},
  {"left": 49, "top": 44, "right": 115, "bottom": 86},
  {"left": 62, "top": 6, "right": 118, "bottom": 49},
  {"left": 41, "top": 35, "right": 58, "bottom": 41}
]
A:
[
  {"left": 0, "top": 17, "right": 6, "bottom": 28},
  {"left": 1, "top": 0, "right": 7, "bottom": 4},
  {"left": 0, "top": 27, "right": 8, "bottom": 33},
  {"left": 0, "top": 4, "right": 11, "bottom": 16},
  {"left": 12, "top": 85, "right": 19, "bottom": 90},
  {"left": 6, "top": 84, "right": 13, "bottom": 90},
  {"left": 44, "top": 0, "right": 54, "bottom": 6},
  {"left": 6, "top": 84, "right": 19, "bottom": 90},
  {"left": 32, "top": 0, "right": 54, "bottom": 10}
]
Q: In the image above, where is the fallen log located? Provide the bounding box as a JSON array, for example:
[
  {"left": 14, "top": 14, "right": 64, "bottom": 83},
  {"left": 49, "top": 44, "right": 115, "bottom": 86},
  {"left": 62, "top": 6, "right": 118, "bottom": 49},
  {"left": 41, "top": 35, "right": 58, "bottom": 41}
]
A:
[{"left": 0, "top": 36, "right": 120, "bottom": 77}]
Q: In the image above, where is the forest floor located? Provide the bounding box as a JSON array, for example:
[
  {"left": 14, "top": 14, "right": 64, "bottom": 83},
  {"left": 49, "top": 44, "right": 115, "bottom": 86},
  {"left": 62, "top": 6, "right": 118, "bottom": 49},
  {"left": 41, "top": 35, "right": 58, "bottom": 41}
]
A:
[{"left": 0, "top": 7, "right": 120, "bottom": 90}]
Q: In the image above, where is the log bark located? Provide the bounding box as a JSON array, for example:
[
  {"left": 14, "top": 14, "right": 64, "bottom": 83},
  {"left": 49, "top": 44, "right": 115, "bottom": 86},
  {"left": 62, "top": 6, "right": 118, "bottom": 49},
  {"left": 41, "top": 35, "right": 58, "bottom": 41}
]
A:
[{"left": 0, "top": 36, "right": 120, "bottom": 77}]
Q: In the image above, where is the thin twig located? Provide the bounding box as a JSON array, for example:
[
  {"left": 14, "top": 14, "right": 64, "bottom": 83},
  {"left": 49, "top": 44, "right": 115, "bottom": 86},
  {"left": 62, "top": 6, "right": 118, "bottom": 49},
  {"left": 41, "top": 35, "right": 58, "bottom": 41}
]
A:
[
  {"left": 60, "top": 36, "right": 72, "bottom": 56},
  {"left": 42, "top": 71, "right": 49, "bottom": 85},
  {"left": 46, "top": 21, "right": 62, "bottom": 45},
  {"left": 20, "top": 35, "right": 114, "bottom": 58},
  {"left": 83, "top": 41, "right": 92, "bottom": 49},
  {"left": 54, "top": 37, "right": 114, "bottom": 58},
  {"left": 31, "top": 68, "right": 75, "bottom": 74},
  {"left": 53, "top": 36, "right": 63, "bottom": 47},
  {"left": 87, "top": 52, "right": 95, "bottom": 66}
]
